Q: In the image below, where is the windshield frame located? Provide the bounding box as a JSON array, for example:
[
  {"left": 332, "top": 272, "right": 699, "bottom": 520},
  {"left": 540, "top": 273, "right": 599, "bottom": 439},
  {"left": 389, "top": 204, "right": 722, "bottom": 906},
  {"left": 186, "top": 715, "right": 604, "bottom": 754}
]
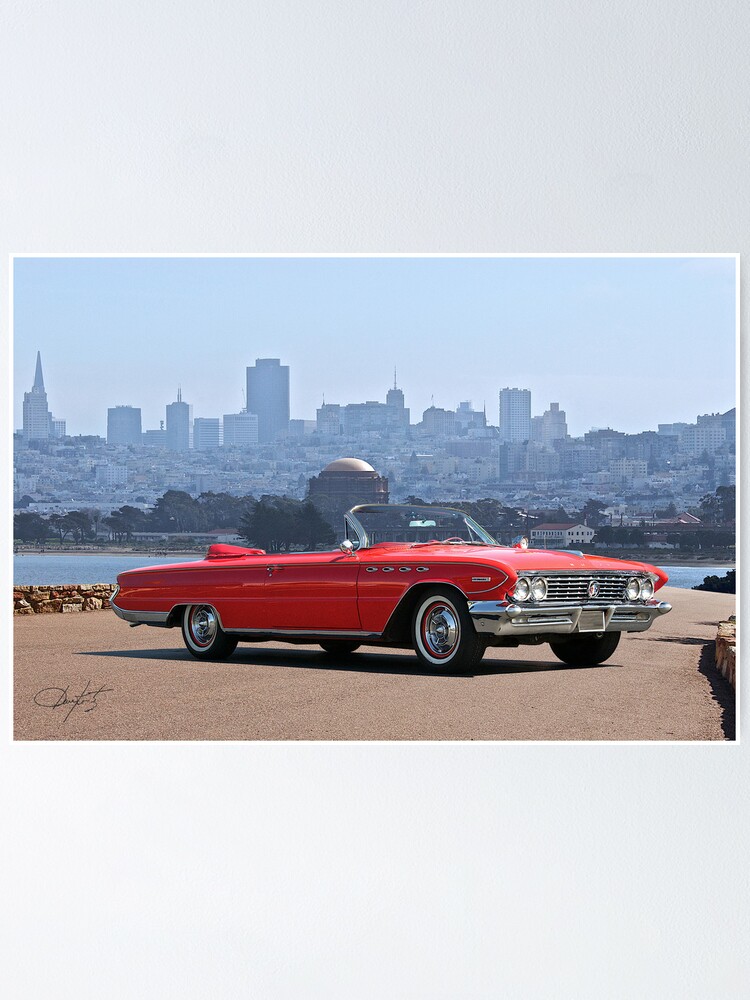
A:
[{"left": 345, "top": 504, "right": 498, "bottom": 550}]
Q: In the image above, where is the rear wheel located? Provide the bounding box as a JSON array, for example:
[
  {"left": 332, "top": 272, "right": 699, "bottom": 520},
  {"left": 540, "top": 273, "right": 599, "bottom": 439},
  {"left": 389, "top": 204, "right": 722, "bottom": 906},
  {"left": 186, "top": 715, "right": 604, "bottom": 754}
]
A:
[
  {"left": 549, "top": 631, "right": 620, "bottom": 666},
  {"left": 412, "top": 588, "right": 486, "bottom": 673},
  {"left": 319, "top": 640, "right": 361, "bottom": 655},
  {"left": 182, "top": 604, "right": 238, "bottom": 660}
]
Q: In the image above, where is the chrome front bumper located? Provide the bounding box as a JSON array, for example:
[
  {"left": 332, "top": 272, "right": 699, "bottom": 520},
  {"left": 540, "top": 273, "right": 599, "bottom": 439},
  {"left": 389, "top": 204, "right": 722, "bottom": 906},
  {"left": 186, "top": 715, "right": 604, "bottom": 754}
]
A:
[{"left": 468, "top": 600, "right": 672, "bottom": 637}]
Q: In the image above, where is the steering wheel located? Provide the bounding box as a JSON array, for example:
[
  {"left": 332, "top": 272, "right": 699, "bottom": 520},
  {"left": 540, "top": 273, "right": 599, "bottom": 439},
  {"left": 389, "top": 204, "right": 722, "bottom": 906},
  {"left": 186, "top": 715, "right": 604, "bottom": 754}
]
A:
[{"left": 443, "top": 537, "right": 466, "bottom": 543}]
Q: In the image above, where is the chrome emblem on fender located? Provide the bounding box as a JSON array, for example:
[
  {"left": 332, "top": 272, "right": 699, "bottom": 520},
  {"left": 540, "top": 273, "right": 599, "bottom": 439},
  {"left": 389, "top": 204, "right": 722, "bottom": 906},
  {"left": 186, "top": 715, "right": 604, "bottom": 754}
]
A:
[{"left": 588, "top": 580, "right": 600, "bottom": 598}]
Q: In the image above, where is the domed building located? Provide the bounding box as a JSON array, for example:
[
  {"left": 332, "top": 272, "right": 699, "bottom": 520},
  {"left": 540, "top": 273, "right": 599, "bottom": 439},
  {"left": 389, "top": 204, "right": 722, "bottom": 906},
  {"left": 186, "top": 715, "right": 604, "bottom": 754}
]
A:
[{"left": 307, "top": 458, "right": 389, "bottom": 531}]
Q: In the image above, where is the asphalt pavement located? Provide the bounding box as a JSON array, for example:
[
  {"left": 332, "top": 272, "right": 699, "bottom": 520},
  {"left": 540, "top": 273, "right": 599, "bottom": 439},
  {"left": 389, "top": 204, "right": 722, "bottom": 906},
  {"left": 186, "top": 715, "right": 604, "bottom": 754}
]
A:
[{"left": 13, "top": 586, "right": 736, "bottom": 741}]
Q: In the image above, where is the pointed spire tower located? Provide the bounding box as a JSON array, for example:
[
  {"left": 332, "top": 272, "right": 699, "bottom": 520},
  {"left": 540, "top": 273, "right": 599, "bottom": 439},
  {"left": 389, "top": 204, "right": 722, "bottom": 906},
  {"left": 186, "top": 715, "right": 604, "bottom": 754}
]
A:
[
  {"left": 33, "top": 351, "right": 45, "bottom": 391},
  {"left": 23, "top": 350, "right": 51, "bottom": 440}
]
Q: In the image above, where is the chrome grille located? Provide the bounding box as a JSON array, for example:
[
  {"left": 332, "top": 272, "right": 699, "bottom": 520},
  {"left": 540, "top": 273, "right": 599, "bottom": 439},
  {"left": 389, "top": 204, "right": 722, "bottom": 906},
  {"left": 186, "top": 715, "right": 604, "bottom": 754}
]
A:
[{"left": 542, "top": 573, "right": 628, "bottom": 604}]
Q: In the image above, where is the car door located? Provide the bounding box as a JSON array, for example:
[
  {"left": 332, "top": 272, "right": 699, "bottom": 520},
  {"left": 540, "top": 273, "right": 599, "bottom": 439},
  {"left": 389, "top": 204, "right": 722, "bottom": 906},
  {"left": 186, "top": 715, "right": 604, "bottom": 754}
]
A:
[{"left": 262, "top": 551, "right": 362, "bottom": 631}]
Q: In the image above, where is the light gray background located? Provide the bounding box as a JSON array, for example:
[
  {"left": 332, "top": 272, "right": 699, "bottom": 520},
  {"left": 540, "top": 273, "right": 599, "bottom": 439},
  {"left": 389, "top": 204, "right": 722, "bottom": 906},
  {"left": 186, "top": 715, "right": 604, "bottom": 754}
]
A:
[{"left": 2, "top": 3, "right": 747, "bottom": 998}]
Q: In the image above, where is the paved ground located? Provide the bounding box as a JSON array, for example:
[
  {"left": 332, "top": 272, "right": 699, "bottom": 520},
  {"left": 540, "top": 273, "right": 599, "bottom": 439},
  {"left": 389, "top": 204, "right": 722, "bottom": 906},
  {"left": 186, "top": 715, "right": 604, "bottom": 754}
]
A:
[{"left": 13, "top": 586, "right": 736, "bottom": 741}]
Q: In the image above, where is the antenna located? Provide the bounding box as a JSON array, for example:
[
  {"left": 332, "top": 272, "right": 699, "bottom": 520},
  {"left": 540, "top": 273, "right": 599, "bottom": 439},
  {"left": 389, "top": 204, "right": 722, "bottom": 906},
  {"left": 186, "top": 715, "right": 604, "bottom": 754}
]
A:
[
  {"left": 393, "top": 366, "right": 397, "bottom": 390},
  {"left": 177, "top": 385, "right": 182, "bottom": 403}
]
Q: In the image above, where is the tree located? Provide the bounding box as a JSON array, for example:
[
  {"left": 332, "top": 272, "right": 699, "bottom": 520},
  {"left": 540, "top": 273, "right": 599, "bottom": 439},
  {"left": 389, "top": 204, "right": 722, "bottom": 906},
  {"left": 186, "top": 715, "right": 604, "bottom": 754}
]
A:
[
  {"left": 149, "top": 490, "right": 202, "bottom": 532},
  {"left": 581, "top": 498, "right": 608, "bottom": 527},
  {"left": 13, "top": 512, "right": 49, "bottom": 543},
  {"left": 106, "top": 505, "right": 149, "bottom": 542},
  {"left": 48, "top": 512, "right": 72, "bottom": 543},
  {"left": 699, "top": 485, "right": 735, "bottom": 527},
  {"left": 197, "top": 491, "right": 251, "bottom": 529},
  {"left": 239, "top": 496, "right": 335, "bottom": 552},
  {"left": 62, "top": 510, "right": 94, "bottom": 543}
]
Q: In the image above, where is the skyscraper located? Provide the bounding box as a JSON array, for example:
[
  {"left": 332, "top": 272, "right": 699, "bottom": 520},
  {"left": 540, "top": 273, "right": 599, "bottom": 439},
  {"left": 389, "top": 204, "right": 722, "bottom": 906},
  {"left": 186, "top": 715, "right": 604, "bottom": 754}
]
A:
[
  {"left": 223, "top": 411, "right": 259, "bottom": 446},
  {"left": 246, "top": 358, "right": 290, "bottom": 443},
  {"left": 385, "top": 369, "right": 410, "bottom": 428},
  {"left": 107, "top": 405, "right": 142, "bottom": 445},
  {"left": 193, "top": 417, "right": 221, "bottom": 450},
  {"left": 22, "top": 352, "right": 51, "bottom": 441},
  {"left": 499, "top": 387, "right": 531, "bottom": 443},
  {"left": 166, "top": 387, "right": 192, "bottom": 451},
  {"left": 531, "top": 402, "right": 568, "bottom": 447}
]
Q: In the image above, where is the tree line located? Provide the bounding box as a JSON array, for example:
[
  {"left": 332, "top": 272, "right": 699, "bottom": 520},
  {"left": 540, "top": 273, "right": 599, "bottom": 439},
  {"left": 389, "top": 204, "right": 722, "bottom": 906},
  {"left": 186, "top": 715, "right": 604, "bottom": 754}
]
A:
[
  {"left": 14, "top": 490, "right": 333, "bottom": 553},
  {"left": 14, "top": 485, "right": 735, "bottom": 551}
]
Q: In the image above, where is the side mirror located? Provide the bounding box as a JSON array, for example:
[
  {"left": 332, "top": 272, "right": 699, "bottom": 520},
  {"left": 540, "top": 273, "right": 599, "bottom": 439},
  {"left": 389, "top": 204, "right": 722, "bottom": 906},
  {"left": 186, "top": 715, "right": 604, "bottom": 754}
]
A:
[{"left": 339, "top": 539, "right": 355, "bottom": 555}]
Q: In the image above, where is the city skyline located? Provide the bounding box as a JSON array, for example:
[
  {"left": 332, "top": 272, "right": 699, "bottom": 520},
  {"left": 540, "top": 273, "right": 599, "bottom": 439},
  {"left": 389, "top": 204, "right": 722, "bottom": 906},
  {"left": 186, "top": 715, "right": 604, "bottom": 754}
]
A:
[{"left": 13, "top": 256, "right": 737, "bottom": 438}]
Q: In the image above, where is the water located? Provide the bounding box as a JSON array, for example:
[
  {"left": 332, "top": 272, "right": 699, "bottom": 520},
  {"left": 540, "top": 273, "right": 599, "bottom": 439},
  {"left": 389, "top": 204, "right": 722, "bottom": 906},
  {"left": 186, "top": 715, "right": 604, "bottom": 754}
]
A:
[
  {"left": 12, "top": 554, "right": 732, "bottom": 591},
  {"left": 13, "top": 553, "right": 203, "bottom": 586},
  {"left": 658, "top": 565, "right": 733, "bottom": 591}
]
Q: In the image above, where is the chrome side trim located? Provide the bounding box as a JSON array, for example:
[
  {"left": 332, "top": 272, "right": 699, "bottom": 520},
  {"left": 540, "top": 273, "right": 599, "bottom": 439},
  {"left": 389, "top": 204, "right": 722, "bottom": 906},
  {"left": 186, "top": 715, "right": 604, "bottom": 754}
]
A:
[
  {"left": 226, "top": 628, "right": 382, "bottom": 639},
  {"left": 110, "top": 596, "right": 171, "bottom": 626}
]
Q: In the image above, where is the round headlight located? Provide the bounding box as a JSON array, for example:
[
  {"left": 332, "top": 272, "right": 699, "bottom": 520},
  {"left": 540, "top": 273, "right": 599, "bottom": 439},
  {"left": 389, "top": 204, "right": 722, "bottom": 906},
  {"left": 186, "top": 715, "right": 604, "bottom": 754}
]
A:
[
  {"left": 640, "top": 578, "right": 654, "bottom": 601},
  {"left": 625, "top": 577, "right": 641, "bottom": 601},
  {"left": 513, "top": 577, "right": 531, "bottom": 602},
  {"left": 530, "top": 577, "right": 547, "bottom": 601}
]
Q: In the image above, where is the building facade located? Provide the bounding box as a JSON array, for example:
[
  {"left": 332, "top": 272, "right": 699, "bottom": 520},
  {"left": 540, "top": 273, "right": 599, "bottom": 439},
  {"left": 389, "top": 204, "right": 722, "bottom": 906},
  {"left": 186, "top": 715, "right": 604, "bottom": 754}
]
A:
[
  {"left": 22, "top": 352, "right": 51, "bottom": 441},
  {"left": 166, "top": 388, "right": 192, "bottom": 451},
  {"left": 530, "top": 523, "right": 595, "bottom": 548},
  {"left": 107, "top": 405, "right": 142, "bottom": 445},
  {"left": 193, "top": 417, "right": 221, "bottom": 450},
  {"left": 307, "top": 457, "right": 389, "bottom": 530},
  {"left": 499, "top": 387, "right": 531, "bottom": 443},
  {"left": 246, "top": 358, "right": 290, "bottom": 443},
  {"left": 223, "top": 411, "right": 259, "bottom": 447}
]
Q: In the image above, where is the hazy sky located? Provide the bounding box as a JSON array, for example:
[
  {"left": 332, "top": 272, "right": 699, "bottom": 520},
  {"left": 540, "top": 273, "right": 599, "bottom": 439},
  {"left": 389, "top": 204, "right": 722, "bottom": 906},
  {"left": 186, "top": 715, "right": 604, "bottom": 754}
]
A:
[{"left": 13, "top": 256, "right": 736, "bottom": 439}]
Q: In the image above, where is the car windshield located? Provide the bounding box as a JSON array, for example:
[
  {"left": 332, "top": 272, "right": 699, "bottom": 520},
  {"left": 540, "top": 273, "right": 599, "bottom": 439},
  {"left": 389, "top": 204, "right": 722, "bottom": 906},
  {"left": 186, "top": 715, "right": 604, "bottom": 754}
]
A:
[{"left": 346, "top": 504, "right": 497, "bottom": 549}]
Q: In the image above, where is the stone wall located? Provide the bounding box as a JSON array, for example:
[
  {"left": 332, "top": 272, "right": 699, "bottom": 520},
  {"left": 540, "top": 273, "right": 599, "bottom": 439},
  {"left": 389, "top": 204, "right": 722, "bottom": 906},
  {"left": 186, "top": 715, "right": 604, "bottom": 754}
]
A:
[
  {"left": 14, "top": 584, "right": 116, "bottom": 615},
  {"left": 715, "top": 617, "right": 736, "bottom": 688}
]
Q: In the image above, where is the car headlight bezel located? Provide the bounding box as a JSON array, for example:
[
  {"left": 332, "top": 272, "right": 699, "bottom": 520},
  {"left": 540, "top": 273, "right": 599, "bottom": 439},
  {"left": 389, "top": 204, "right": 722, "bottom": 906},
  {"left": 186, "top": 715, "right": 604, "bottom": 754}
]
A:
[
  {"left": 625, "top": 577, "right": 641, "bottom": 601},
  {"left": 513, "top": 576, "right": 531, "bottom": 602},
  {"left": 530, "top": 577, "right": 548, "bottom": 602},
  {"left": 640, "top": 577, "right": 654, "bottom": 601}
]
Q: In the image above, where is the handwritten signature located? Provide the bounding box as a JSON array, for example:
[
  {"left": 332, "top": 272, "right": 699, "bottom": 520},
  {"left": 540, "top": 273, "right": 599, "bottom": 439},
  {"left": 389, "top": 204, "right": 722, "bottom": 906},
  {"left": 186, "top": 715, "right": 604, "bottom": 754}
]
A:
[{"left": 33, "top": 680, "right": 114, "bottom": 722}]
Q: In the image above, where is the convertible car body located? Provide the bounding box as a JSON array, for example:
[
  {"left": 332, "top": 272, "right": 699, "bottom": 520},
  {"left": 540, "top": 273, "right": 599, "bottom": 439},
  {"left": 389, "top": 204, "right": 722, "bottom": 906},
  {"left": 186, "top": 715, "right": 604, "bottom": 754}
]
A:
[{"left": 111, "top": 504, "right": 672, "bottom": 672}]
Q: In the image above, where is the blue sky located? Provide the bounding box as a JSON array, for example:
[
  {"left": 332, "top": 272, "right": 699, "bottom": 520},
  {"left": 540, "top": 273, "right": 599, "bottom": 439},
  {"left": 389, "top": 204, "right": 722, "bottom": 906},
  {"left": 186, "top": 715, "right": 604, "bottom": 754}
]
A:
[{"left": 13, "top": 256, "right": 736, "bottom": 438}]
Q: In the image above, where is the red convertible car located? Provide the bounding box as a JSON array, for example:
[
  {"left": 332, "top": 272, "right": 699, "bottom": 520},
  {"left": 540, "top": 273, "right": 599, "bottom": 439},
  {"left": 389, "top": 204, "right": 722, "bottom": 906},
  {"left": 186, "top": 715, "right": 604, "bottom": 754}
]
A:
[{"left": 111, "top": 504, "right": 672, "bottom": 672}]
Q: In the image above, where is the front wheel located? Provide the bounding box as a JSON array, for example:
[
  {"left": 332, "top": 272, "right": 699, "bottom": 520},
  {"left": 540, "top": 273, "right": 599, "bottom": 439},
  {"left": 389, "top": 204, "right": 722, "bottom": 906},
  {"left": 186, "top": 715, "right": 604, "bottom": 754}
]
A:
[
  {"left": 412, "top": 588, "right": 486, "bottom": 673},
  {"left": 182, "top": 604, "right": 238, "bottom": 660},
  {"left": 549, "top": 631, "right": 620, "bottom": 666}
]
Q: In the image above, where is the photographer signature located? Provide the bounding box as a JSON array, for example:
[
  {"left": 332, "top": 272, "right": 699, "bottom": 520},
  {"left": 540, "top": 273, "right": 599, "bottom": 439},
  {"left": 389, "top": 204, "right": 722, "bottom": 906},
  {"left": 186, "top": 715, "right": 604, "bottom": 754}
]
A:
[{"left": 33, "top": 680, "right": 114, "bottom": 723}]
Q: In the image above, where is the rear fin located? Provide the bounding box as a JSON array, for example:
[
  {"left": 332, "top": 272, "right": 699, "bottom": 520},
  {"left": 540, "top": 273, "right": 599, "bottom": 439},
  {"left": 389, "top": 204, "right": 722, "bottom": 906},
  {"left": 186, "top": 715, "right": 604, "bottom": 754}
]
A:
[{"left": 205, "top": 543, "right": 266, "bottom": 559}]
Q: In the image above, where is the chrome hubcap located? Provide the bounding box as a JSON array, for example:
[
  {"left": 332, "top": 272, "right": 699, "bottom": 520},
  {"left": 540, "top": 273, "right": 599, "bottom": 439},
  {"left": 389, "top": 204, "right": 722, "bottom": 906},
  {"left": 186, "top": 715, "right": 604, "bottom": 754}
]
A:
[
  {"left": 191, "top": 606, "right": 217, "bottom": 646},
  {"left": 423, "top": 604, "right": 459, "bottom": 656}
]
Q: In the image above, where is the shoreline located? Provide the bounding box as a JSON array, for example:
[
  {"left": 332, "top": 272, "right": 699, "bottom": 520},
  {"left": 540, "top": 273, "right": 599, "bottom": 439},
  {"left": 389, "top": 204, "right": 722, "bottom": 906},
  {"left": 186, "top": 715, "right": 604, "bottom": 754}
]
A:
[
  {"left": 14, "top": 549, "right": 203, "bottom": 557},
  {"left": 12, "top": 548, "right": 734, "bottom": 569}
]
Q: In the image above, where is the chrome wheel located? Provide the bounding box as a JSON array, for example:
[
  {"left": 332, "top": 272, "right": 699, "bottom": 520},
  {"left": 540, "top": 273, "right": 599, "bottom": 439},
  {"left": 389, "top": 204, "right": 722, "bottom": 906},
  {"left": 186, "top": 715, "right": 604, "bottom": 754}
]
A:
[
  {"left": 181, "top": 604, "right": 238, "bottom": 660},
  {"left": 412, "top": 589, "right": 486, "bottom": 673},
  {"left": 189, "top": 605, "right": 217, "bottom": 647},
  {"left": 421, "top": 602, "right": 460, "bottom": 659}
]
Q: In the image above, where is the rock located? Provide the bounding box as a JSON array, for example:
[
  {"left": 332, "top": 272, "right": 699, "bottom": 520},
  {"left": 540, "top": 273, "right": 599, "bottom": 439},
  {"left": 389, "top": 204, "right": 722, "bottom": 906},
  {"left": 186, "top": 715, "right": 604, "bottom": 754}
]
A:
[{"left": 35, "top": 600, "right": 63, "bottom": 613}]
